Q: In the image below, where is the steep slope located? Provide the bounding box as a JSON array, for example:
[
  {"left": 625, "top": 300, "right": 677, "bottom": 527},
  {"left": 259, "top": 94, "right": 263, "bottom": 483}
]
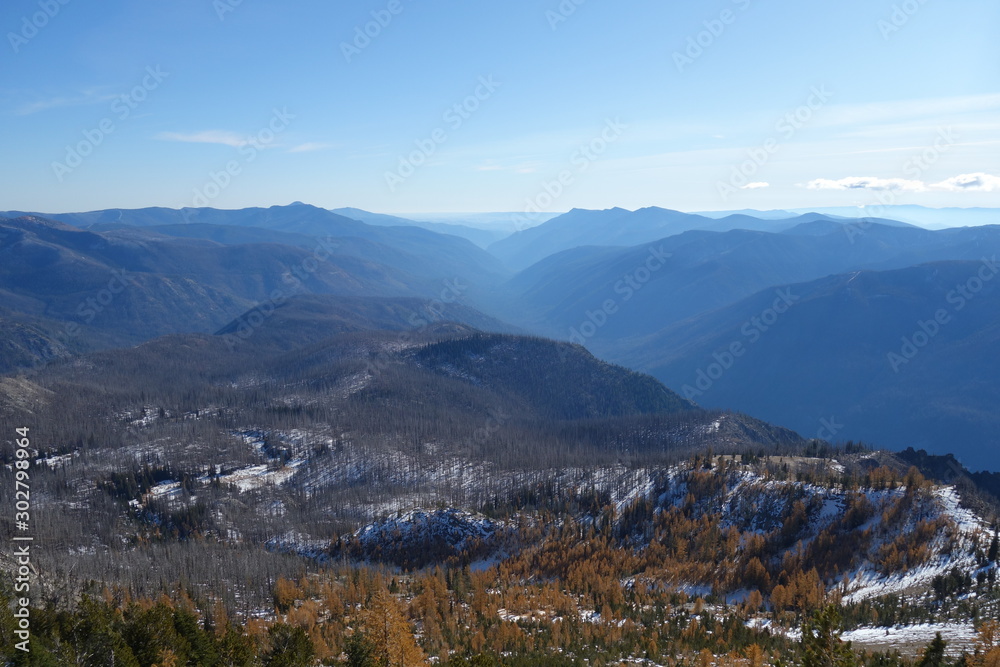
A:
[
  {"left": 0, "top": 310, "right": 76, "bottom": 373},
  {"left": 340, "top": 456, "right": 990, "bottom": 606},
  {"left": 412, "top": 334, "right": 695, "bottom": 419},
  {"left": 623, "top": 261, "right": 1000, "bottom": 469},
  {"left": 499, "top": 223, "right": 1000, "bottom": 347}
]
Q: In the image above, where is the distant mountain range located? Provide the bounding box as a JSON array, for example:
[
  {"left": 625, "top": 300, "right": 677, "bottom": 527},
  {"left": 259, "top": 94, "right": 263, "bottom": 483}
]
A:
[
  {"left": 487, "top": 206, "right": 914, "bottom": 271},
  {"left": 0, "top": 204, "right": 534, "bottom": 249},
  {"left": 5, "top": 202, "right": 1000, "bottom": 470},
  {"left": 330, "top": 207, "right": 507, "bottom": 248},
  {"left": 497, "top": 220, "right": 1000, "bottom": 344},
  {"left": 0, "top": 207, "right": 509, "bottom": 363},
  {"left": 0, "top": 205, "right": 509, "bottom": 286},
  {"left": 697, "top": 205, "right": 1000, "bottom": 230}
]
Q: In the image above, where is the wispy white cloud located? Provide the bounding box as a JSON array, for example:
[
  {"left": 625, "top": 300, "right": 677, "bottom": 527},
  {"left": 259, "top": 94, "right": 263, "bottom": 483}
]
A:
[
  {"left": 931, "top": 172, "right": 1000, "bottom": 192},
  {"left": 815, "top": 93, "right": 1000, "bottom": 129},
  {"left": 155, "top": 130, "right": 249, "bottom": 148},
  {"left": 15, "top": 89, "right": 117, "bottom": 115},
  {"left": 805, "top": 173, "right": 1000, "bottom": 194},
  {"left": 806, "top": 176, "right": 926, "bottom": 192},
  {"left": 741, "top": 182, "right": 769, "bottom": 190},
  {"left": 287, "top": 142, "right": 336, "bottom": 153}
]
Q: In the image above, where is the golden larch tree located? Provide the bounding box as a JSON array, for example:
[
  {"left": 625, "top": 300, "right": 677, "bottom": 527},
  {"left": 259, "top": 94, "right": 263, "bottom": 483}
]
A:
[{"left": 359, "top": 587, "right": 426, "bottom": 667}]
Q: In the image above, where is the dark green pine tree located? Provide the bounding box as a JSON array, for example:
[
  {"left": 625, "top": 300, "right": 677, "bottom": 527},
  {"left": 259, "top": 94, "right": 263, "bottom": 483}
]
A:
[
  {"left": 264, "top": 623, "right": 314, "bottom": 667},
  {"left": 345, "top": 633, "right": 380, "bottom": 667},
  {"left": 68, "top": 597, "right": 140, "bottom": 667},
  {"left": 172, "top": 606, "right": 218, "bottom": 666},
  {"left": 988, "top": 525, "right": 999, "bottom": 563},
  {"left": 917, "top": 632, "right": 948, "bottom": 667},
  {"left": 800, "top": 605, "right": 858, "bottom": 667},
  {"left": 216, "top": 627, "right": 258, "bottom": 667}
]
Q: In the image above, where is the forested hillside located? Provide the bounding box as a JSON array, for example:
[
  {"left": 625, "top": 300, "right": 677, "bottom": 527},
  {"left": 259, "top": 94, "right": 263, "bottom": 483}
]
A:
[{"left": 4, "top": 206, "right": 1000, "bottom": 665}]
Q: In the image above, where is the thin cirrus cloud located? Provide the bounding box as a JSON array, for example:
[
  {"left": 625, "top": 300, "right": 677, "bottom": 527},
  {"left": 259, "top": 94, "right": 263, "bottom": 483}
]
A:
[
  {"left": 806, "top": 173, "right": 1000, "bottom": 193},
  {"left": 156, "top": 130, "right": 250, "bottom": 148},
  {"left": 15, "top": 90, "right": 117, "bottom": 115},
  {"left": 741, "top": 182, "right": 769, "bottom": 190},
  {"left": 287, "top": 142, "right": 337, "bottom": 153},
  {"left": 157, "top": 132, "right": 333, "bottom": 154}
]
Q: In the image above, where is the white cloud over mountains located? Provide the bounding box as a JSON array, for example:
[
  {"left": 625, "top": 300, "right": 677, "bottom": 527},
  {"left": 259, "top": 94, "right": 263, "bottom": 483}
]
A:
[
  {"left": 931, "top": 172, "right": 1000, "bottom": 192},
  {"left": 807, "top": 173, "right": 1000, "bottom": 193},
  {"left": 806, "top": 176, "right": 926, "bottom": 192}
]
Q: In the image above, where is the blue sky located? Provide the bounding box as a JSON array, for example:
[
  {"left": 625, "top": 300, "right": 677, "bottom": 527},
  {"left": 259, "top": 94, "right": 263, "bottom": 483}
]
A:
[{"left": 2, "top": 0, "right": 998, "bottom": 214}]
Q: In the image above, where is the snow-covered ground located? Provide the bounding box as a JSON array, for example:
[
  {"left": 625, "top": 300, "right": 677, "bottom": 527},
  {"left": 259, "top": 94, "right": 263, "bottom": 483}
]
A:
[
  {"left": 841, "top": 487, "right": 987, "bottom": 603},
  {"left": 216, "top": 460, "right": 305, "bottom": 492},
  {"left": 843, "top": 554, "right": 978, "bottom": 603},
  {"left": 353, "top": 508, "right": 506, "bottom": 554},
  {"left": 843, "top": 622, "right": 977, "bottom": 657},
  {"left": 40, "top": 451, "right": 79, "bottom": 468}
]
